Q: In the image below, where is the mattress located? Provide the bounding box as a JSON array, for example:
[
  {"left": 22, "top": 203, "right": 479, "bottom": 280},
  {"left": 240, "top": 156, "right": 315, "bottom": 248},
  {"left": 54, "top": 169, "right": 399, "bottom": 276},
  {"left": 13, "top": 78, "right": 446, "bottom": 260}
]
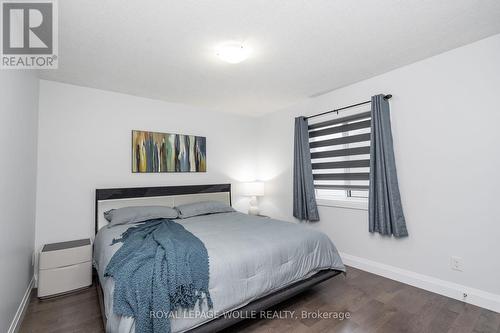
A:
[{"left": 93, "top": 212, "right": 345, "bottom": 333}]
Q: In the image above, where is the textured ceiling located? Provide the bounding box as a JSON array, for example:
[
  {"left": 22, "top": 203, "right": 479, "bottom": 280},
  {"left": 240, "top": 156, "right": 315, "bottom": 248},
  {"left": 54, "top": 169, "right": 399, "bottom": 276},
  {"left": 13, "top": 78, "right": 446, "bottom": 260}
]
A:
[{"left": 39, "top": 0, "right": 500, "bottom": 116}]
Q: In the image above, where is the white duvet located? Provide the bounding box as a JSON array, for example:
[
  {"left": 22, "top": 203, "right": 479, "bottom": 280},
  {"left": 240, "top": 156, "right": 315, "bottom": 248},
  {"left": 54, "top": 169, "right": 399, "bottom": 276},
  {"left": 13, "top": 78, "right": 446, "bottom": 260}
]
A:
[{"left": 93, "top": 212, "right": 345, "bottom": 333}]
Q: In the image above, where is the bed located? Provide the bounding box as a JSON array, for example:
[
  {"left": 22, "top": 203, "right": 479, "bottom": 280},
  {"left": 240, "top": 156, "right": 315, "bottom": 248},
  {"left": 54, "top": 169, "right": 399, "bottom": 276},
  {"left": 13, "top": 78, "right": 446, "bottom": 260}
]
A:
[{"left": 93, "top": 184, "right": 345, "bottom": 332}]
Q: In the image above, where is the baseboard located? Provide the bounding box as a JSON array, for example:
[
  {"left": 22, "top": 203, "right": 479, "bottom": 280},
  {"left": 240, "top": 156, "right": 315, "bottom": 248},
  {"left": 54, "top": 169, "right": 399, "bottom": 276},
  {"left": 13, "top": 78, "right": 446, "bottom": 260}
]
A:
[
  {"left": 340, "top": 252, "right": 500, "bottom": 313},
  {"left": 8, "top": 276, "right": 34, "bottom": 333}
]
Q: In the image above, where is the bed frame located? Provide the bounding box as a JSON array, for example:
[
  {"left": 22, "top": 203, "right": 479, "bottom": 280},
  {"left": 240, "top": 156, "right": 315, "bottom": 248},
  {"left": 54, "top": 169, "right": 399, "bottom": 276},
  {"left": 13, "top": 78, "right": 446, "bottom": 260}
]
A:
[{"left": 94, "top": 183, "right": 342, "bottom": 332}]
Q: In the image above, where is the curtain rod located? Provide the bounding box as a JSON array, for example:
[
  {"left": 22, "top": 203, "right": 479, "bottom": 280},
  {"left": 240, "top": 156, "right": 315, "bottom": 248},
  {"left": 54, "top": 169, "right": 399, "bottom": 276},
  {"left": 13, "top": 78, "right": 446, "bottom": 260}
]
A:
[{"left": 305, "top": 94, "right": 392, "bottom": 120}]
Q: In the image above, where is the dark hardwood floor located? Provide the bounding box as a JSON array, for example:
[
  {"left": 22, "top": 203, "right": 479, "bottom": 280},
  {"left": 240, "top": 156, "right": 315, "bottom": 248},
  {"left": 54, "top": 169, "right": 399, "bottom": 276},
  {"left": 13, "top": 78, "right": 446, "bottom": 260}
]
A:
[
  {"left": 20, "top": 266, "right": 500, "bottom": 333},
  {"left": 20, "top": 286, "right": 103, "bottom": 333}
]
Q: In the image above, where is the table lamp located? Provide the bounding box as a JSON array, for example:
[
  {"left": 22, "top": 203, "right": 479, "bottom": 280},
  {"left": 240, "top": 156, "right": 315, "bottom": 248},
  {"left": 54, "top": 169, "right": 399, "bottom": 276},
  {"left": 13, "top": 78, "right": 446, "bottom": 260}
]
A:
[{"left": 241, "top": 181, "right": 265, "bottom": 215}]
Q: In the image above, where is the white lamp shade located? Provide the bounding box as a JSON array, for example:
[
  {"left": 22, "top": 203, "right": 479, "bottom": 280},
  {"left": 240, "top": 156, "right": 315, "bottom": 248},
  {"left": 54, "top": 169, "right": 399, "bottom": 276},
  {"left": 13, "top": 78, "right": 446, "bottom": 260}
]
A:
[{"left": 241, "top": 181, "right": 264, "bottom": 197}]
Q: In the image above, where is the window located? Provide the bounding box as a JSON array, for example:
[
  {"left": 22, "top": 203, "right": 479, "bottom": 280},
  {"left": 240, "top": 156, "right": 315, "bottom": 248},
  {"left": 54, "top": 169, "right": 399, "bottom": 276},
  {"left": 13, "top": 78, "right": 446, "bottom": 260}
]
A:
[{"left": 308, "top": 108, "right": 371, "bottom": 206}]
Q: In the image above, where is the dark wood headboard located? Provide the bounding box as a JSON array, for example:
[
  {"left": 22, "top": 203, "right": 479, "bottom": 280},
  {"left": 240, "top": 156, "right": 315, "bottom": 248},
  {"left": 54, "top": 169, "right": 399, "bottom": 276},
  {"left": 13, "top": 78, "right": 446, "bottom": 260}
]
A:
[{"left": 95, "top": 184, "right": 231, "bottom": 234}]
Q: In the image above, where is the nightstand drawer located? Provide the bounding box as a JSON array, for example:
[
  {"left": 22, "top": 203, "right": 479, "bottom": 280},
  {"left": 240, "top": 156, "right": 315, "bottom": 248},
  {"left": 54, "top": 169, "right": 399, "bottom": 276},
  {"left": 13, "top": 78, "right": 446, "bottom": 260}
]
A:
[
  {"left": 38, "top": 261, "right": 92, "bottom": 298},
  {"left": 39, "top": 242, "right": 92, "bottom": 270}
]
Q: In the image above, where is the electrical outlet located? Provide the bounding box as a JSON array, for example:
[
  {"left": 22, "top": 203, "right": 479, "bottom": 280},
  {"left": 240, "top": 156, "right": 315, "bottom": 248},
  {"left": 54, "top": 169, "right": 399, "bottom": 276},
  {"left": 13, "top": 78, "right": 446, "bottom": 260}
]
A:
[{"left": 451, "top": 256, "right": 463, "bottom": 271}]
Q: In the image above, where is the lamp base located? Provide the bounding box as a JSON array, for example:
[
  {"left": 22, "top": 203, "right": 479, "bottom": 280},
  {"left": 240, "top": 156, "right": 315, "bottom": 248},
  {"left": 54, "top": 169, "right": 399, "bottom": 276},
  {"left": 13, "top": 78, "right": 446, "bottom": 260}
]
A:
[
  {"left": 248, "top": 196, "right": 260, "bottom": 215},
  {"left": 248, "top": 206, "right": 260, "bottom": 215}
]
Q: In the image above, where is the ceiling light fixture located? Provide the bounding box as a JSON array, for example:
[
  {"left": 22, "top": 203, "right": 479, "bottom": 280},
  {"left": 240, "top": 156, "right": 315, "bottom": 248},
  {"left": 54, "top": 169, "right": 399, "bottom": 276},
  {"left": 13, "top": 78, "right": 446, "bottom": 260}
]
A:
[{"left": 215, "top": 41, "right": 251, "bottom": 64}]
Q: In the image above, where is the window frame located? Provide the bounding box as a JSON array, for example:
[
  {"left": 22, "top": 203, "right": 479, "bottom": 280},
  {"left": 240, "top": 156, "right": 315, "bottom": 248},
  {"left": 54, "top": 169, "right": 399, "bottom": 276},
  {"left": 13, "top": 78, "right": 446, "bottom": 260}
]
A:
[
  {"left": 316, "top": 196, "right": 369, "bottom": 210},
  {"left": 310, "top": 109, "right": 371, "bottom": 210}
]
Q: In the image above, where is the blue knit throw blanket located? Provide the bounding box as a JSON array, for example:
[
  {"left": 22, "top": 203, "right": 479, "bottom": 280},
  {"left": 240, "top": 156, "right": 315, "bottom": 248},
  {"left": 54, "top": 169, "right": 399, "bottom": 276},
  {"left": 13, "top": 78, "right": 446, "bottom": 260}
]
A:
[{"left": 104, "top": 219, "right": 213, "bottom": 333}]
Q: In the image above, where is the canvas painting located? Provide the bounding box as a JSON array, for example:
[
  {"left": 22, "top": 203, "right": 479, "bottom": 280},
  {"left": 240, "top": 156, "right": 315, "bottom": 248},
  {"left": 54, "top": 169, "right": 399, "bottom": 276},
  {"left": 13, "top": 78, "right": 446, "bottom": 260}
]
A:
[{"left": 132, "top": 130, "right": 206, "bottom": 172}]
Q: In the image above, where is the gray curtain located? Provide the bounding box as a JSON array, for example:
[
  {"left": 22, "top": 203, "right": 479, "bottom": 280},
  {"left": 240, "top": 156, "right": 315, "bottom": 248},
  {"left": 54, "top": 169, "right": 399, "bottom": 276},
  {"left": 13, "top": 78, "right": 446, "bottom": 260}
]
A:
[
  {"left": 369, "top": 95, "right": 408, "bottom": 237},
  {"left": 293, "top": 116, "right": 319, "bottom": 221}
]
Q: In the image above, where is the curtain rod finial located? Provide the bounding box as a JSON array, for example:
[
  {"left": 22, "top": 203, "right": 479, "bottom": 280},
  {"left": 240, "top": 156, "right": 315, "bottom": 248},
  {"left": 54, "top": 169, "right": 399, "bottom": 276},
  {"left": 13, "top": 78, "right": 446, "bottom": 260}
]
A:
[{"left": 384, "top": 94, "right": 392, "bottom": 100}]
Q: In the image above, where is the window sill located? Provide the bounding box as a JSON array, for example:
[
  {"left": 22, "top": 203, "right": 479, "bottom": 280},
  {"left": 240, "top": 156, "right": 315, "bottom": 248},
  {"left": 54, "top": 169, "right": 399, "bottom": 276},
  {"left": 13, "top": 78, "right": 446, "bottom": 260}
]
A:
[{"left": 316, "top": 198, "right": 368, "bottom": 211}]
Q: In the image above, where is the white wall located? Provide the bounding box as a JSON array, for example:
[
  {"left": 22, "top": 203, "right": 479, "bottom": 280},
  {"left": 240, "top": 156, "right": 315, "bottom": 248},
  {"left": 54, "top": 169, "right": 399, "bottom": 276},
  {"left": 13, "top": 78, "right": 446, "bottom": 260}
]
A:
[
  {"left": 35, "top": 80, "right": 259, "bottom": 251},
  {"left": 0, "top": 71, "right": 39, "bottom": 332},
  {"left": 257, "top": 34, "right": 500, "bottom": 300}
]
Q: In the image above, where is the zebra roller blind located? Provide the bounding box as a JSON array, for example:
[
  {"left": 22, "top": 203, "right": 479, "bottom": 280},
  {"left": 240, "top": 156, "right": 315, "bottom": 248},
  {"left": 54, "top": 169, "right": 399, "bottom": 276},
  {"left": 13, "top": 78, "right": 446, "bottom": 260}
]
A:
[{"left": 308, "top": 110, "right": 371, "bottom": 197}]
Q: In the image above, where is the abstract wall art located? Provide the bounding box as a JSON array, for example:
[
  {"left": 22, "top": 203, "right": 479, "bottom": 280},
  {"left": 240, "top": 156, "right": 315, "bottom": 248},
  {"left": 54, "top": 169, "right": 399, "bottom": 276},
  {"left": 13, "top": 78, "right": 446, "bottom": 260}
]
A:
[{"left": 132, "top": 130, "right": 206, "bottom": 173}]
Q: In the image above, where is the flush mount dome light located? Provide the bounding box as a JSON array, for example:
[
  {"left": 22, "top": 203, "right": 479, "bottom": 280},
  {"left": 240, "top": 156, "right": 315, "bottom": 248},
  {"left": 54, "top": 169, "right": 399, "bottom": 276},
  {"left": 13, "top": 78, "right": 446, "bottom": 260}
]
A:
[{"left": 215, "top": 41, "right": 251, "bottom": 64}]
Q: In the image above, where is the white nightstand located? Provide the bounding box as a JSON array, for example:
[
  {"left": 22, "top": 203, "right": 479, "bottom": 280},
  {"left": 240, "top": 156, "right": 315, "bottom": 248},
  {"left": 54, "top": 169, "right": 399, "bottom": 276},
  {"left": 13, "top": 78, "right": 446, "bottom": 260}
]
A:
[{"left": 38, "top": 239, "right": 92, "bottom": 298}]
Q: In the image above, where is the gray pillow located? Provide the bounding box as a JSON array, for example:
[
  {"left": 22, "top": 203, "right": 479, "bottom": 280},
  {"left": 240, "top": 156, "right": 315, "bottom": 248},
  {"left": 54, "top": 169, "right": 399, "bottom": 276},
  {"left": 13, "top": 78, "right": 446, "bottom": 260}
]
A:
[
  {"left": 104, "top": 206, "right": 178, "bottom": 227},
  {"left": 175, "top": 201, "right": 235, "bottom": 219}
]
